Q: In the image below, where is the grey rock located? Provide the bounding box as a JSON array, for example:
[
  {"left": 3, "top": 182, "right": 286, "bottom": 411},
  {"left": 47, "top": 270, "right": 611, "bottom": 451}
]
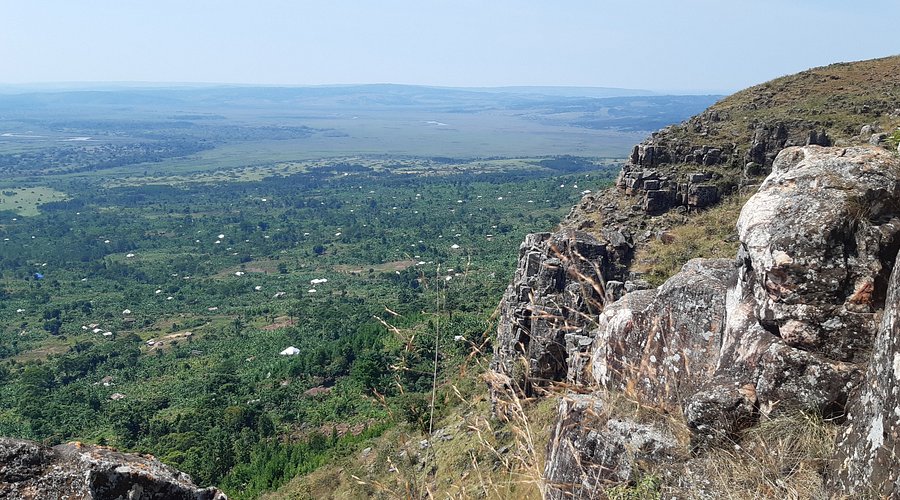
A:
[
  {"left": 737, "top": 145, "right": 900, "bottom": 362},
  {"left": 604, "top": 280, "right": 625, "bottom": 303},
  {"left": 829, "top": 247, "right": 900, "bottom": 497},
  {"left": 0, "top": 438, "right": 226, "bottom": 500},
  {"left": 687, "top": 146, "right": 900, "bottom": 440},
  {"left": 687, "top": 184, "right": 718, "bottom": 208},
  {"left": 644, "top": 189, "right": 674, "bottom": 214},
  {"left": 591, "top": 258, "right": 734, "bottom": 408},
  {"left": 491, "top": 231, "right": 628, "bottom": 393},
  {"left": 544, "top": 395, "right": 680, "bottom": 499},
  {"left": 687, "top": 172, "right": 709, "bottom": 184},
  {"left": 744, "top": 162, "right": 764, "bottom": 177},
  {"left": 870, "top": 132, "right": 889, "bottom": 145}
]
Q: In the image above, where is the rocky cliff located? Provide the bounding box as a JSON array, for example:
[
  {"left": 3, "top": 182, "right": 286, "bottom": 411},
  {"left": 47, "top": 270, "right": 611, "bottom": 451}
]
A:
[
  {"left": 491, "top": 57, "right": 900, "bottom": 499},
  {"left": 0, "top": 438, "right": 226, "bottom": 500},
  {"left": 563, "top": 56, "right": 900, "bottom": 279}
]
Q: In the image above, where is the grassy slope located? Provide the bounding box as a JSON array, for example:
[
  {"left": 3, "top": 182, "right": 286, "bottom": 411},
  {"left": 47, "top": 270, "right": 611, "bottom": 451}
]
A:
[
  {"left": 264, "top": 364, "right": 559, "bottom": 500},
  {"left": 702, "top": 55, "right": 900, "bottom": 140},
  {"left": 584, "top": 55, "right": 900, "bottom": 283},
  {"left": 658, "top": 55, "right": 900, "bottom": 164},
  {"left": 632, "top": 192, "right": 750, "bottom": 286}
]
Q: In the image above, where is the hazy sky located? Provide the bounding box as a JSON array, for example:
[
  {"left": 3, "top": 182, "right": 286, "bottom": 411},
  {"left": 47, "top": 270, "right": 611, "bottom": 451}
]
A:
[{"left": 2, "top": 0, "right": 897, "bottom": 93}]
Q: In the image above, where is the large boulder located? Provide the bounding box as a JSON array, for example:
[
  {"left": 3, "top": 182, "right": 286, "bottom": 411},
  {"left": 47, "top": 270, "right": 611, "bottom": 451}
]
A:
[
  {"left": 0, "top": 438, "right": 226, "bottom": 500},
  {"left": 590, "top": 258, "right": 734, "bottom": 410},
  {"left": 829, "top": 247, "right": 900, "bottom": 497},
  {"left": 543, "top": 394, "right": 680, "bottom": 500},
  {"left": 736, "top": 145, "right": 900, "bottom": 362},
  {"left": 687, "top": 145, "right": 900, "bottom": 441}
]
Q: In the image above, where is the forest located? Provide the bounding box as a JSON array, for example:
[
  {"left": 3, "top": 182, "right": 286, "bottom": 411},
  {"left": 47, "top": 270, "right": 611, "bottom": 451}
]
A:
[
  {"left": 0, "top": 84, "right": 717, "bottom": 497},
  {"left": 0, "top": 155, "right": 618, "bottom": 497}
]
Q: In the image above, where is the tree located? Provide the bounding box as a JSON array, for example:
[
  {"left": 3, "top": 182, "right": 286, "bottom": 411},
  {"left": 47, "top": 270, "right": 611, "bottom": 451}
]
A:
[
  {"left": 20, "top": 364, "right": 55, "bottom": 395},
  {"left": 350, "top": 352, "right": 384, "bottom": 392}
]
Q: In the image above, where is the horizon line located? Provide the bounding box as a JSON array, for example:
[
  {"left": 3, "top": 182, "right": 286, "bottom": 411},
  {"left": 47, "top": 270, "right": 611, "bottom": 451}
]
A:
[{"left": 0, "top": 81, "right": 732, "bottom": 96}]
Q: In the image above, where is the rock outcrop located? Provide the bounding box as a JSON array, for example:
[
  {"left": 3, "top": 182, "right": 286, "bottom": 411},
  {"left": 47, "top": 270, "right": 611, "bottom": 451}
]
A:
[
  {"left": 490, "top": 230, "right": 633, "bottom": 394},
  {"left": 830, "top": 246, "right": 900, "bottom": 496},
  {"left": 0, "top": 438, "right": 226, "bottom": 500},
  {"left": 492, "top": 145, "right": 900, "bottom": 494},
  {"left": 590, "top": 258, "right": 734, "bottom": 410},
  {"left": 567, "top": 56, "right": 900, "bottom": 238},
  {"left": 543, "top": 395, "right": 680, "bottom": 500},
  {"left": 687, "top": 146, "right": 900, "bottom": 443},
  {"left": 607, "top": 116, "right": 834, "bottom": 217}
]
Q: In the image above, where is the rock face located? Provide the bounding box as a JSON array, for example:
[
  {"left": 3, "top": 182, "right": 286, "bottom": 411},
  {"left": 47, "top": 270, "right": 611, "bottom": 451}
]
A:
[
  {"left": 737, "top": 146, "right": 900, "bottom": 362},
  {"left": 0, "top": 438, "right": 226, "bottom": 500},
  {"left": 686, "top": 146, "right": 900, "bottom": 442},
  {"left": 616, "top": 162, "right": 720, "bottom": 215},
  {"left": 610, "top": 119, "right": 833, "bottom": 217},
  {"left": 543, "top": 395, "right": 680, "bottom": 500},
  {"left": 830, "top": 247, "right": 900, "bottom": 496},
  {"left": 590, "top": 258, "right": 734, "bottom": 410},
  {"left": 492, "top": 145, "right": 900, "bottom": 493},
  {"left": 490, "top": 230, "right": 632, "bottom": 393}
]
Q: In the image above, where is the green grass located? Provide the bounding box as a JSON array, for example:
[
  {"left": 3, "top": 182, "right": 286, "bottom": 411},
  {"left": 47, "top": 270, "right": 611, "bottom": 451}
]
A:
[
  {"left": 632, "top": 193, "right": 749, "bottom": 286},
  {"left": 0, "top": 187, "right": 69, "bottom": 216}
]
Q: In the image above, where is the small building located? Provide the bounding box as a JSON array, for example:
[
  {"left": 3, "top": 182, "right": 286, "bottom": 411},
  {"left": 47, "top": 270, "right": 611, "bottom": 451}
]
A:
[{"left": 280, "top": 346, "right": 301, "bottom": 356}]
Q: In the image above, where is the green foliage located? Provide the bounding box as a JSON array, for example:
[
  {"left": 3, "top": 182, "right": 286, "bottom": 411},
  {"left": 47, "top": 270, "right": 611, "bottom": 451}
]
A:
[
  {"left": 0, "top": 153, "right": 614, "bottom": 495},
  {"left": 887, "top": 129, "right": 900, "bottom": 151},
  {"left": 393, "top": 392, "right": 431, "bottom": 432}
]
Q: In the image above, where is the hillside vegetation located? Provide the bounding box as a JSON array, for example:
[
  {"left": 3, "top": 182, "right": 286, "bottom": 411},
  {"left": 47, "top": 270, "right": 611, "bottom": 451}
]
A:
[{"left": 568, "top": 55, "right": 900, "bottom": 284}]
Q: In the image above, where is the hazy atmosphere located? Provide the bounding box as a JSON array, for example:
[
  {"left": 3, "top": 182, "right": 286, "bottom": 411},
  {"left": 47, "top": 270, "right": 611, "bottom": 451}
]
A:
[
  {"left": 3, "top": 2, "right": 900, "bottom": 499},
  {"left": 3, "top": 0, "right": 898, "bottom": 92}
]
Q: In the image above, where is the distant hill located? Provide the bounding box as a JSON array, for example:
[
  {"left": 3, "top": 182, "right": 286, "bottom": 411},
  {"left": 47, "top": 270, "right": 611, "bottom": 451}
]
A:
[{"left": 446, "top": 85, "right": 657, "bottom": 98}]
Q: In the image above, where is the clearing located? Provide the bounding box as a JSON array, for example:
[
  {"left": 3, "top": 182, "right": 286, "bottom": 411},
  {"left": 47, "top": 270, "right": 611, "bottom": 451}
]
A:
[{"left": 0, "top": 187, "right": 69, "bottom": 216}]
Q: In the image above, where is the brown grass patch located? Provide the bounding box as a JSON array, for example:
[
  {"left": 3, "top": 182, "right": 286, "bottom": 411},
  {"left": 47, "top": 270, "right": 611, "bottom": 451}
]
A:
[
  {"left": 334, "top": 260, "right": 418, "bottom": 275},
  {"left": 632, "top": 193, "right": 750, "bottom": 286},
  {"left": 262, "top": 316, "right": 296, "bottom": 331}
]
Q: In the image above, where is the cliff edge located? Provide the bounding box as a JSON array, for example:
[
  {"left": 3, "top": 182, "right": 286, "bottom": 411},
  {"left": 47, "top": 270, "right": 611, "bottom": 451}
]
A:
[{"left": 491, "top": 55, "right": 900, "bottom": 498}]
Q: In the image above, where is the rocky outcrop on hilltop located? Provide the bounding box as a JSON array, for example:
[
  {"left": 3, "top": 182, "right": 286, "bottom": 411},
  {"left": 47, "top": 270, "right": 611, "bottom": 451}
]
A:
[
  {"left": 0, "top": 438, "right": 226, "bottom": 500},
  {"left": 492, "top": 145, "right": 900, "bottom": 497},
  {"left": 489, "top": 230, "right": 635, "bottom": 397},
  {"left": 589, "top": 258, "right": 734, "bottom": 409},
  {"left": 565, "top": 57, "right": 900, "bottom": 271},
  {"left": 686, "top": 145, "right": 900, "bottom": 445}
]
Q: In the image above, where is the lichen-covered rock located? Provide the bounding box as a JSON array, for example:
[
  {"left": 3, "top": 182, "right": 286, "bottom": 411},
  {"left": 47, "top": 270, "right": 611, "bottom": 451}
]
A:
[
  {"left": 829, "top": 247, "right": 900, "bottom": 497},
  {"left": 491, "top": 230, "right": 631, "bottom": 393},
  {"left": 737, "top": 145, "right": 900, "bottom": 362},
  {"left": 0, "top": 438, "right": 226, "bottom": 500},
  {"left": 544, "top": 394, "right": 680, "bottom": 499},
  {"left": 590, "top": 258, "right": 734, "bottom": 410},
  {"left": 687, "top": 145, "right": 900, "bottom": 440}
]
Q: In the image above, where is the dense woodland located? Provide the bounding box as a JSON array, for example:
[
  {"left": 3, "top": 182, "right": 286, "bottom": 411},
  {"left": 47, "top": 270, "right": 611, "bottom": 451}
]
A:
[{"left": 0, "top": 158, "right": 617, "bottom": 497}]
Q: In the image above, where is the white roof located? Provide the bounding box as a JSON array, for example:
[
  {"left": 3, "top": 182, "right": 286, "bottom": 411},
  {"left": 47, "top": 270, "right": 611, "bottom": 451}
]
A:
[{"left": 280, "top": 346, "right": 301, "bottom": 356}]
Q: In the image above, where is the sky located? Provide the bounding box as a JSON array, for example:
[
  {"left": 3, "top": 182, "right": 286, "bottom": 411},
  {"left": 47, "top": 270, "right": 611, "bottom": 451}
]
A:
[{"left": 1, "top": 0, "right": 898, "bottom": 93}]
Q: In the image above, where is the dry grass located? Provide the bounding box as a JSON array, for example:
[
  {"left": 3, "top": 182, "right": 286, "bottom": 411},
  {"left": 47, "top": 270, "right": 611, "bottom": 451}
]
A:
[
  {"left": 632, "top": 193, "right": 750, "bottom": 286},
  {"left": 665, "top": 55, "right": 900, "bottom": 157},
  {"left": 265, "top": 374, "right": 559, "bottom": 500},
  {"left": 663, "top": 412, "right": 837, "bottom": 500}
]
